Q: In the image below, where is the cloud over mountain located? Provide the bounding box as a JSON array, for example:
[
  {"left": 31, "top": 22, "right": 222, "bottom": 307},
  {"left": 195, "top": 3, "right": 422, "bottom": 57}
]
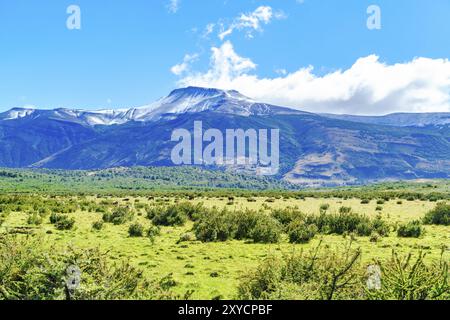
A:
[{"left": 176, "top": 41, "right": 450, "bottom": 115}]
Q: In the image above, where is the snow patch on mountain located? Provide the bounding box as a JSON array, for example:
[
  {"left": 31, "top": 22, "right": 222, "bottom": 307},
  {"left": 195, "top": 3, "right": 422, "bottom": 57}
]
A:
[
  {"left": 0, "top": 87, "right": 303, "bottom": 126},
  {"left": 2, "top": 108, "right": 36, "bottom": 120}
]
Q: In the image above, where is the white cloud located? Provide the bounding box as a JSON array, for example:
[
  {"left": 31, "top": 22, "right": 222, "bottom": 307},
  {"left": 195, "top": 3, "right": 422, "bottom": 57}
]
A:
[
  {"left": 176, "top": 42, "right": 450, "bottom": 115},
  {"left": 218, "top": 6, "right": 284, "bottom": 40},
  {"left": 178, "top": 41, "right": 256, "bottom": 83},
  {"left": 170, "top": 53, "right": 199, "bottom": 76},
  {"left": 167, "top": 0, "right": 180, "bottom": 14},
  {"left": 202, "top": 23, "right": 215, "bottom": 39}
]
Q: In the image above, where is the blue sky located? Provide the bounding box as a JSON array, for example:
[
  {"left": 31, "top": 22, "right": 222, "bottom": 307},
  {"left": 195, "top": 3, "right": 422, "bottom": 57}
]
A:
[{"left": 1, "top": 0, "right": 449, "bottom": 114}]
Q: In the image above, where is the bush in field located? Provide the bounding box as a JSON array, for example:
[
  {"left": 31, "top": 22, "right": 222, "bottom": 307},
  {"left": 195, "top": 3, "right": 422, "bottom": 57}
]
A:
[
  {"left": 55, "top": 216, "right": 75, "bottom": 231},
  {"left": 50, "top": 213, "right": 75, "bottom": 230},
  {"left": 103, "top": 207, "right": 134, "bottom": 225},
  {"left": 366, "top": 251, "right": 449, "bottom": 300},
  {"left": 151, "top": 205, "right": 188, "bottom": 226},
  {"left": 128, "top": 223, "right": 145, "bottom": 237},
  {"left": 147, "top": 225, "right": 161, "bottom": 243},
  {"left": 319, "top": 211, "right": 372, "bottom": 236},
  {"left": 238, "top": 242, "right": 362, "bottom": 300},
  {"left": 92, "top": 220, "right": 104, "bottom": 231},
  {"left": 27, "top": 213, "right": 43, "bottom": 226},
  {"left": 177, "top": 232, "right": 195, "bottom": 243},
  {"left": 339, "top": 207, "right": 352, "bottom": 214},
  {"left": 0, "top": 235, "right": 181, "bottom": 300},
  {"left": 314, "top": 211, "right": 390, "bottom": 237},
  {"left": 423, "top": 202, "right": 450, "bottom": 226},
  {"left": 237, "top": 256, "right": 284, "bottom": 300},
  {"left": 233, "top": 210, "right": 259, "bottom": 240},
  {"left": 371, "top": 214, "right": 391, "bottom": 236},
  {"left": 288, "top": 221, "right": 318, "bottom": 244},
  {"left": 249, "top": 215, "right": 282, "bottom": 244},
  {"left": 193, "top": 208, "right": 236, "bottom": 242},
  {"left": 397, "top": 221, "right": 423, "bottom": 238},
  {"left": 271, "top": 208, "right": 305, "bottom": 228}
]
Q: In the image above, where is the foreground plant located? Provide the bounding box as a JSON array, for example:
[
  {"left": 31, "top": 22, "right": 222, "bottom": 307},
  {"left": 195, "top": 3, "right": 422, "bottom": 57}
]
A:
[
  {"left": 238, "top": 241, "right": 449, "bottom": 300},
  {"left": 366, "top": 250, "right": 449, "bottom": 300},
  {"left": 0, "top": 234, "right": 185, "bottom": 300}
]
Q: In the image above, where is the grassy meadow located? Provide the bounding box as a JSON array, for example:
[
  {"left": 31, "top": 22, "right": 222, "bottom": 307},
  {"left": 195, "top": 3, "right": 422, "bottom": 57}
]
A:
[{"left": 1, "top": 191, "right": 449, "bottom": 300}]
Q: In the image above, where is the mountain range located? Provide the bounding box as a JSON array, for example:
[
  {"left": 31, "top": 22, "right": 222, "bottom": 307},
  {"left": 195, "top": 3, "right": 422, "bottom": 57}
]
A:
[{"left": 1, "top": 86, "right": 449, "bottom": 187}]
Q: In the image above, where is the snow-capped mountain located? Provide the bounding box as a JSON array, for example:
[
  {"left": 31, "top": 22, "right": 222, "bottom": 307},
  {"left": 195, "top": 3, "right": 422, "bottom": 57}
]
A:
[
  {"left": 0, "top": 87, "right": 304, "bottom": 126},
  {"left": 1, "top": 86, "right": 450, "bottom": 186}
]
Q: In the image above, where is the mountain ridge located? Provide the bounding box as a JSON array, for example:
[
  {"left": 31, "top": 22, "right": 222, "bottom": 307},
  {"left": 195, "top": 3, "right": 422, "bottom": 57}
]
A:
[
  {"left": 0, "top": 87, "right": 307, "bottom": 126},
  {"left": 1, "top": 87, "right": 449, "bottom": 187}
]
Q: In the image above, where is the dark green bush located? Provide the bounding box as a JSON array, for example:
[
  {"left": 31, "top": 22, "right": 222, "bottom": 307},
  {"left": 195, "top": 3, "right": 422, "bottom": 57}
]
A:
[
  {"left": 397, "top": 221, "right": 423, "bottom": 238},
  {"left": 238, "top": 242, "right": 362, "bottom": 300},
  {"left": 55, "top": 216, "right": 75, "bottom": 230},
  {"left": 151, "top": 205, "right": 188, "bottom": 226},
  {"left": 128, "top": 223, "right": 145, "bottom": 237},
  {"left": 366, "top": 251, "right": 449, "bottom": 300},
  {"left": 147, "top": 225, "right": 161, "bottom": 243},
  {"left": 423, "top": 203, "right": 450, "bottom": 226},
  {"left": 271, "top": 208, "right": 305, "bottom": 227},
  {"left": 233, "top": 210, "right": 259, "bottom": 240},
  {"left": 92, "top": 220, "right": 104, "bottom": 231},
  {"left": 288, "top": 220, "right": 318, "bottom": 244},
  {"left": 27, "top": 213, "right": 43, "bottom": 226},
  {"left": 50, "top": 213, "right": 75, "bottom": 230},
  {"left": 103, "top": 207, "right": 134, "bottom": 225},
  {"left": 0, "top": 235, "right": 180, "bottom": 300},
  {"left": 339, "top": 207, "right": 352, "bottom": 214},
  {"left": 249, "top": 216, "right": 282, "bottom": 244},
  {"left": 193, "top": 208, "right": 236, "bottom": 242}
]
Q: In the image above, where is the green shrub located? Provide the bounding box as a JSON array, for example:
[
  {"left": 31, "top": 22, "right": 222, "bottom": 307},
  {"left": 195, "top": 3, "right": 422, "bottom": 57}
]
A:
[
  {"left": 193, "top": 208, "right": 236, "bottom": 242},
  {"left": 151, "top": 205, "right": 188, "bottom": 226},
  {"left": 50, "top": 213, "right": 75, "bottom": 230},
  {"left": 27, "top": 213, "right": 43, "bottom": 226},
  {"left": 249, "top": 216, "right": 282, "bottom": 244},
  {"left": 128, "top": 223, "right": 145, "bottom": 237},
  {"left": 397, "top": 221, "right": 423, "bottom": 238},
  {"left": 288, "top": 221, "right": 318, "bottom": 244},
  {"left": 0, "top": 235, "right": 180, "bottom": 300},
  {"left": 233, "top": 210, "right": 259, "bottom": 240},
  {"left": 92, "top": 220, "right": 104, "bottom": 231},
  {"left": 238, "top": 242, "right": 362, "bottom": 300},
  {"left": 423, "top": 202, "right": 450, "bottom": 226},
  {"left": 178, "top": 232, "right": 195, "bottom": 243},
  {"left": 55, "top": 216, "right": 75, "bottom": 230},
  {"left": 366, "top": 251, "right": 449, "bottom": 300},
  {"left": 371, "top": 214, "right": 391, "bottom": 236},
  {"left": 103, "top": 207, "right": 134, "bottom": 225},
  {"left": 271, "top": 208, "right": 305, "bottom": 227},
  {"left": 339, "top": 207, "right": 352, "bottom": 214},
  {"left": 369, "top": 232, "right": 380, "bottom": 243},
  {"left": 237, "top": 256, "right": 283, "bottom": 300},
  {"left": 147, "top": 226, "right": 161, "bottom": 243}
]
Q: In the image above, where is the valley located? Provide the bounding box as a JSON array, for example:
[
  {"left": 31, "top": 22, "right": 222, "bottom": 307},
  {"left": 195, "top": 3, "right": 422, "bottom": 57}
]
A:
[{"left": 0, "top": 168, "right": 450, "bottom": 300}]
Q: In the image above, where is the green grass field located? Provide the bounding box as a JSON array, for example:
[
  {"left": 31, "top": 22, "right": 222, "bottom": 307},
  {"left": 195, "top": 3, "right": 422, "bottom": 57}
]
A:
[{"left": 2, "top": 194, "right": 448, "bottom": 299}]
